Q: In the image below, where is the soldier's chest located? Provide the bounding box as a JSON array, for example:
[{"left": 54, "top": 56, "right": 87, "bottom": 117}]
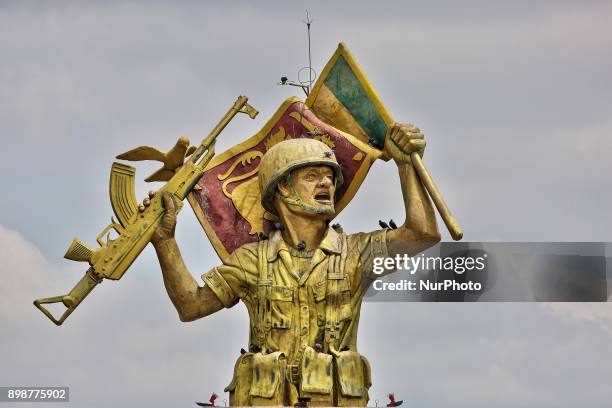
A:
[{"left": 246, "top": 253, "right": 357, "bottom": 327}]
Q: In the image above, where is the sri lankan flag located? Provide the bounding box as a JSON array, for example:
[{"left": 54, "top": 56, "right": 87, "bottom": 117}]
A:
[
  {"left": 188, "top": 43, "right": 395, "bottom": 261},
  {"left": 306, "top": 42, "right": 395, "bottom": 151}
]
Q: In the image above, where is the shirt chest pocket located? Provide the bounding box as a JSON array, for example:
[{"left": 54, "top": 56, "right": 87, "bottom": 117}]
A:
[
  {"left": 269, "top": 285, "right": 293, "bottom": 329},
  {"left": 311, "top": 277, "right": 352, "bottom": 324}
]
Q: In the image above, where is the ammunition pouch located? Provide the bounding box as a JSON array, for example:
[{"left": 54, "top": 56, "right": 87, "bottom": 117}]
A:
[
  {"left": 299, "top": 346, "right": 334, "bottom": 406},
  {"left": 224, "top": 352, "right": 254, "bottom": 406},
  {"left": 335, "top": 351, "right": 372, "bottom": 407},
  {"left": 296, "top": 347, "right": 371, "bottom": 407},
  {"left": 250, "top": 351, "right": 287, "bottom": 405},
  {"left": 225, "top": 346, "right": 371, "bottom": 407},
  {"left": 225, "top": 351, "right": 287, "bottom": 406}
]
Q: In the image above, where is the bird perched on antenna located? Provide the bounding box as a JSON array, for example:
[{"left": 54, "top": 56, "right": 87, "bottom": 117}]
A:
[{"left": 116, "top": 136, "right": 196, "bottom": 182}]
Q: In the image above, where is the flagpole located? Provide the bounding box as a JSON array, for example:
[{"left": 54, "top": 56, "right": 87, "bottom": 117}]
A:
[{"left": 410, "top": 152, "right": 463, "bottom": 240}]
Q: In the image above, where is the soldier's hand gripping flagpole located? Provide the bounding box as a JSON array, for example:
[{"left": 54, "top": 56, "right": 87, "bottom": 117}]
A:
[{"left": 385, "top": 122, "right": 463, "bottom": 241}]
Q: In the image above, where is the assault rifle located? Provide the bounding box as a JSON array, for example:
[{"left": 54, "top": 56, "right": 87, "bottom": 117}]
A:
[{"left": 34, "top": 96, "right": 258, "bottom": 325}]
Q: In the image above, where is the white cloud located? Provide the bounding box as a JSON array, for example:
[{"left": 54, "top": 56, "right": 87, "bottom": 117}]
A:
[{"left": 543, "top": 303, "right": 612, "bottom": 336}]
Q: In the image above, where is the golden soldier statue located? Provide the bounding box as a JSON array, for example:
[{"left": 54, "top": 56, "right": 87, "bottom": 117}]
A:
[
  {"left": 34, "top": 43, "right": 461, "bottom": 406},
  {"left": 152, "top": 126, "right": 440, "bottom": 406}
]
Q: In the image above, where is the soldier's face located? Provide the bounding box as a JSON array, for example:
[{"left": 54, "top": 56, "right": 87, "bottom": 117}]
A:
[{"left": 280, "top": 165, "right": 336, "bottom": 217}]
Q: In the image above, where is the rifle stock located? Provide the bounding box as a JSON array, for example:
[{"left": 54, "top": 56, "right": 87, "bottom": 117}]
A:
[{"left": 34, "top": 96, "right": 258, "bottom": 325}]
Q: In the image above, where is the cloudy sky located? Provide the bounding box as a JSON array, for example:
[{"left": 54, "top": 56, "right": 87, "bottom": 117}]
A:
[{"left": 1, "top": 1, "right": 611, "bottom": 407}]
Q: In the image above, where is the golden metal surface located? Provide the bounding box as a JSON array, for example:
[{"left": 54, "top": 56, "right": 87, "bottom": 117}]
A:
[
  {"left": 201, "top": 227, "right": 387, "bottom": 406},
  {"left": 35, "top": 42, "right": 462, "bottom": 407},
  {"left": 116, "top": 136, "right": 197, "bottom": 183},
  {"left": 154, "top": 121, "right": 441, "bottom": 406},
  {"left": 33, "top": 96, "right": 258, "bottom": 326},
  {"left": 258, "top": 138, "right": 343, "bottom": 216},
  {"left": 109, "top": 163, "right": 139, "bottom": 227}
]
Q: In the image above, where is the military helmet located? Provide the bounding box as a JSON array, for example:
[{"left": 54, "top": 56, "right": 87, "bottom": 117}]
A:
[{"left": 259, "top": 138, "right": 344, "bottom": 215}]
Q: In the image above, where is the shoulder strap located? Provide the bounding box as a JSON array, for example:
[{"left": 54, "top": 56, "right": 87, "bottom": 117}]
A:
[
  {"left": 256, "top": 239, "right": 271, "bottom": 349},
  {"left": 324, "top": 233, "right": 348, "bottom": 352}
]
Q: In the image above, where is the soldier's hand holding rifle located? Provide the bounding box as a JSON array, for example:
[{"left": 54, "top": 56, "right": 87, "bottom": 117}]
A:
[
  {"left": 152, "top": 192, "right": 225, "bottom": 321},
  {"left": 151, "top": 193, "right": 178, "bottom": 245}
]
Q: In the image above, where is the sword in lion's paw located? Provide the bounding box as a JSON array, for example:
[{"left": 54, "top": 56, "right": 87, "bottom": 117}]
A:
[{"left": 33, "top": 96, "right": 258, "bottom": 326}]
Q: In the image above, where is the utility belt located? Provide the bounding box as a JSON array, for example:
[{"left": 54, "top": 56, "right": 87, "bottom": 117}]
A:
[{"left": 224, "top": 346, "right": 372, "bottom": 407}]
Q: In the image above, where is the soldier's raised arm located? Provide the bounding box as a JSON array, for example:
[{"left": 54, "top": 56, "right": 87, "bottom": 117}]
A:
[
  {"left": 384, "top": 123, "right": 441, "bottom": 256},
  {"left": 151, "top": 193, "right": 225, "bottom": 322}
]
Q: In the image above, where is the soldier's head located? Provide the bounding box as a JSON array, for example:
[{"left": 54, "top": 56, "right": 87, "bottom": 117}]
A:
[{"left": 259, "top": 138, "right": 343, "bottom": 220}]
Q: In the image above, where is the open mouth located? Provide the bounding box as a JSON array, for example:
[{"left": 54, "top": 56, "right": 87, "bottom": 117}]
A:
[{"left": 314, "top": 192, "right": 332, "bottom": 204}]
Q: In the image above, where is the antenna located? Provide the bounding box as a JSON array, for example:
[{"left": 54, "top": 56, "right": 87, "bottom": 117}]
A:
[
  {"left": 303, "top": 10, "right": 313, "bottom": 94},
  {"left": 277, "top": 11, "right": 317, "bottom": 96}
]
